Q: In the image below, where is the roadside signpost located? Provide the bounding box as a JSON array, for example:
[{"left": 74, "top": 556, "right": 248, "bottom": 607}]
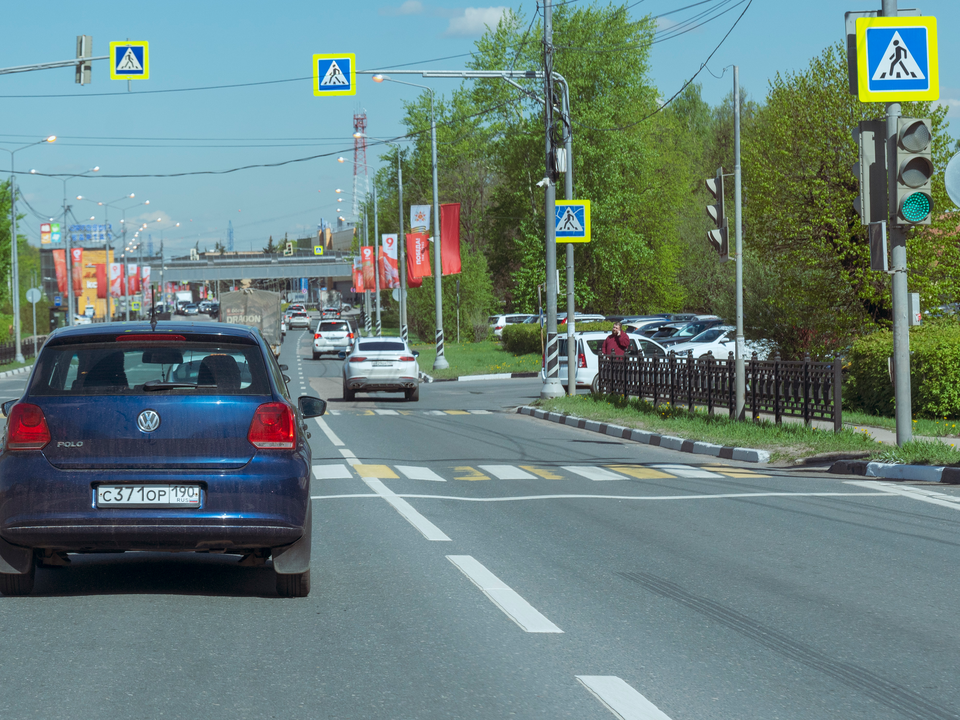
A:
[
  {"left": 554, "top": 200, "right": 590, "bottom": 243},
  {"left": 109, "top": 41, "right": 149, "bottom": 80},
  {"left": 313, "top": 54, "right": 355, "bottom": 96},
  {"left": 26, "top": 288, "right": 40, "bottom": 358},
  {"left": 855, "top": 16, "right": 938, "bottom": 101}
]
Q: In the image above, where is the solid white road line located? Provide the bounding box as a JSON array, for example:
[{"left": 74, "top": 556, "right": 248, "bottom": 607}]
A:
[
  {"left": 576, "top": 676, "right": 673, "bottom": 720},
  {"left": 479, "top": 465, "right": 537, "bottom": 480},
  {"left": 468, "top": 409, "right": 492, "bottom": 414},
  {"left": 340, "top": 449, "right": 360, "bottom": 466},
  {"left": 374, "top": 409, "right": 399, "bottom": 415},
  {"left": 396, "top": 465, "right": 447, "bottom": 482},
  {"left": 363, "top": 478, "right": 451, "bottom": 541},
  {"left": 310, "top": 491, "right": 893, "bottom": 503},
  {"left": 563, "top": 466, "right": 626, "bottom": 482},
  {"left": 426, "top": 410, "right": 447, "bottom": 416},
  {"left": 312, "top": 463, "right": 354, "bottom": 479},
  {"left": 847, "top": 480, "right": 960, "bottom": 510},
  {"left": 447, "top": 555, "right": 562, "bottom": 633},
  {"left": 314, "top": 417, "right": 344, "bottom": 446},
  {"left": 650, "top": 464, "right": 723, "bottom": 479}
]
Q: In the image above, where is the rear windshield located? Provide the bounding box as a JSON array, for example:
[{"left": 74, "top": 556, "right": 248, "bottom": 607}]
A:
[
  {"left": 357, "top": 342, "right": 405, "bottom": 352},
  {"left": 29, "top": 342, "right": 271, "bottom": 396},
  {"left": 319, "top": 322, "right": 348, "bottom": 332}
]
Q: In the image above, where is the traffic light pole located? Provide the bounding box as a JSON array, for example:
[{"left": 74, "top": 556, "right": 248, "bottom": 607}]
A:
[
  {"left": 883, "top": 0, "right": 912, "bottom": 444},
  {"left": 733, "top": 66, "right": 745, "bottom": 419}
]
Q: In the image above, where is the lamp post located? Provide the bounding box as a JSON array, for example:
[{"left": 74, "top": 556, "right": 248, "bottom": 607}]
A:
[
  {"left": 157, "top": 222, "right": 180, "bottom": 314},
  {"left": 339, "top": 157, "right": 383, "bottom": 336},
  {"left": 372, "top": 75, "right": 447, "bottom": 368},
  {"left": 78, "top": 193, "right": 144, "bottom": 321},
  {"left": 52, "top": 165, "right": 99, "bottom": 327},
  {"left": 2, "top": 136, "right": 55, "bottom": 361},
  {"left": 347, "top": 137, "right": 408, "bottom": 342}
]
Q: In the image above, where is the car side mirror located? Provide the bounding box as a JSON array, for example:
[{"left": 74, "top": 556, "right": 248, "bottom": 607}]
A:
[
  {"left": 1, "top": 400, "right": 15, "bottom": 417},
  {"left": 279, "top": 364, "right": 289, "bottom": 371},
  {"left": 338, "top": 351, "right": 346, "bottom": 360},
  {"left": 298, "top": 396, "right": 327, "bottom": 418},
  {"left": 412, "top": 350, "right": 419, "bottom": 358},
  {"left": 283, "top": 375, "right": 291, "bottom": 383}
]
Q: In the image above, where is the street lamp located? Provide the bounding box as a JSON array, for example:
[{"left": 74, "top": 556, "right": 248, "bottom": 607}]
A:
[
  {"left": 1, "top": 135, "right": 56, "bottom": 361},
  {"left": 372, "top": 76, "right": 448, "bottom": 369},
  {"left": 338, "top": 157, "right": 382, "bottom": 335},
  {"left": 77, "top": 192, "right": 145, "bottom": 321},
  {"left": 344, "top": 138, "right": 408, "bottom": 343}
]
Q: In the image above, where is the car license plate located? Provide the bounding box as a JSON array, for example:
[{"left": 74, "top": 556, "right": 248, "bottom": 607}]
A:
[
  {"left": 97, "top": 484, "right": 201, "bottom": 507},
  {"left": 372, "top": 361, "right": 392, "bottom": 367}
]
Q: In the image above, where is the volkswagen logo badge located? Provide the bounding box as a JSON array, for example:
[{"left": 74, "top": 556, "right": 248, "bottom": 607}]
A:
[{"left": 137, "top": 409, "right": 161, "bottom": 433}]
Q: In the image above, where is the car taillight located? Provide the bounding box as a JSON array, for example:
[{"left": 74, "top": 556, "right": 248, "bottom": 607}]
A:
[
  {"left": 348, "top": 332, "right": 354, "bottom": 339},
  {"left": 495, "top": 325, "right": 504, "bottom": 330},
  {"left": 578, "top": 353, "right": 587, "bottom": 368},
  {"left": 349, "top": 356, "right": 367, "bottom": 363},
  {"left": 314, "top": 333, "right": 321, "bottom": 339},
  {"left": 399, "top": 355, "right": 415, "bottom": 361},
  {"left": 6, "top": 403, "right": 51, "bottom": 451},
  {"left": 247, "top": 402, "right": 295, "bottom": 449}
]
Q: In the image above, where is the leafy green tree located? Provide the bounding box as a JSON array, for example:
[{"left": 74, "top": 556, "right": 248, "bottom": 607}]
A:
[{"left": 262, "top": 235, "right": 276, "bottom": 254}]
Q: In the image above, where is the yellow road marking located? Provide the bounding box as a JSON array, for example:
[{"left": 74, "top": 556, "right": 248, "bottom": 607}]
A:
[
  {"left": 354, "top": 464, "right": 398, "bottom": 479},
  {"left": 453, "top": 466, "right": 489, "bottom": 481},
  {"left": 444, "top": 410, "right": 470, "bottom": 415},
  {"left": 359, "top": 410, "right": 376, "bottom": 416},
  {"left": 606, "top": 465, "right": 673, "bottom": 480},
  {"left": 521, "top": 466, "right": 563, "bottom": 480}
]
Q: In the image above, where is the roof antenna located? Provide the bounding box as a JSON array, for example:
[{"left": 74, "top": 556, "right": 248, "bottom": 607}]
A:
[{"left": 150, "top": 286, "right": 158, "bottom": 332}]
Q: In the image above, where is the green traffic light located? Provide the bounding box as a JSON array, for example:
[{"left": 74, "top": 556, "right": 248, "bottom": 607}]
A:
[{"left": 901, "top": 192, "right": 932, "bottom": 223}]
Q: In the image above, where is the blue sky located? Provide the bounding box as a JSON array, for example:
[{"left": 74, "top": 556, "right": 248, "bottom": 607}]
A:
[{"left": 2, "top": 0, "right": 958, "bottom": 256}]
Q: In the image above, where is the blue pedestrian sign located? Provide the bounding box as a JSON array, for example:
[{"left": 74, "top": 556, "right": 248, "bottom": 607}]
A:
[
  {"left": 54, "top": 296, "right": 62, "bottom": 307},
  {"left": 109, "top": 41, "right": 149, "bottom": 80},
  {"left": 555, "top": 200, "right": 591, "bottom": 243},
  {"left": 856, "top": 17, "right": 938, "bottom": 102},
  {"left": 313, "top": 54, "right": 355, "bottom": 97}
]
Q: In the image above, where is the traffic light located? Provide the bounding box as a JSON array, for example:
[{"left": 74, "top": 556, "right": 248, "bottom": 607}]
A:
[
  {"left": 75, "top": 35, "right": 92, "bottom": 85},
  {"left": 705, "top": 168, "right": 729, "bottom": 262},
  {"left": 283, "top": 241, "right": 295, "bottom": 256},
  {"left": 896, "top": 118, "right": 934, "bottom": 225},
  {"left": 852, "top": 120, "right": 887, "bottom": 225}
]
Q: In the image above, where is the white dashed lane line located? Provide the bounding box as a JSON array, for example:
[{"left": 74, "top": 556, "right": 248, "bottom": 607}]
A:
[{"left": 576, "top": 676, "right": 674, "bottom": 720}]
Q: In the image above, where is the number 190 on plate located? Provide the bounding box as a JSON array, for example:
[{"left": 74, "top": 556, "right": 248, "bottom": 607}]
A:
[{"left": 97, "top": 485, "right": 201, "bottom": 507}]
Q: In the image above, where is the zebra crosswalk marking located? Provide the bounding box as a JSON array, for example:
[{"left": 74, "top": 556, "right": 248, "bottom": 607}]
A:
[
  {"left": 313, "top": 463, "right": 354, "bottom": 479},
  {"left": 468, "top": 410, "right": 492, "bottom": 415},
  {"left": 396, "top": 465, "right": 446, "bottom": 482},
  {"left": 651, "top": 464, "right": 723, "bottom": 479},
  {"left": 454, "top": 466, "right": 489, "bottom": 481},
  {"left": 521, "top": 465, "right": 563, "bottom": 480},
  {"left": 562, "top": 466, "right": 626, "bottom": 482},
  {"left": 354, "top": 464, "right": 398, "bottom": 479},
  {"left": 480, "top": 465, "right": 537, "bottom": 480},
  {"left": 375, "top": 409, "right": 400, "bottom": 416},
  {"left": 606, "top": 465, "right": 673, "bottom": 480}
]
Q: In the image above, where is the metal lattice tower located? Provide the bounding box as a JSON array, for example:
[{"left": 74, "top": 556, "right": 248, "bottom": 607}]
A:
[
  {"left": 353, "top": 110, "right": 368, "bottom": 219},
  {"left": 228, "top": 220, "right": 234, "bottom": 251}
]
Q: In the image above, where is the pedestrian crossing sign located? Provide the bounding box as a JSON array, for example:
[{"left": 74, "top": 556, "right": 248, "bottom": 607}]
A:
[
  {"left": 313, "top": 54, "right": 355, "bottom": 96},
  {"left": 109, "top": 41, "right": 149, "bottom": 80},
  {"left": 555, "top": 200, "right": 591, "bottom": 243},
  {"left": 856, "top": 16, "right": 938, "bottom": 102}
]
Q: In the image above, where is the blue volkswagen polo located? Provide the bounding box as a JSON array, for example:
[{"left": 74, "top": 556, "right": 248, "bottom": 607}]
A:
[{"left": 0, "top": 321, "right": 325, "bottom": 597}]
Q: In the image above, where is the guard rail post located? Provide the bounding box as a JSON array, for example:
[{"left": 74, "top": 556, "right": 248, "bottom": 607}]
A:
[{"left": 833, "top": 357, "right": 843, "bottom": 433}]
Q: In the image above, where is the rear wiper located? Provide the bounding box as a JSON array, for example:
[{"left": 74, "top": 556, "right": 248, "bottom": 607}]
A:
[{"left": 143, "top": 380, "right": 216, "bottom": 391}]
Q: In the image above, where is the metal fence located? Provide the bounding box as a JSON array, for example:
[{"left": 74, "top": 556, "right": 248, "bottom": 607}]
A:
[
  {"left": 0, "top": 336, "right": 49, "bottom": 366},
  {"left": 598, "top": 351, "right": 842, "bottom": 431}
]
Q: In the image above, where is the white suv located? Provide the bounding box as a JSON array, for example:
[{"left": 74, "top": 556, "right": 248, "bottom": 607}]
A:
[
  {"left": 489, "top": 314, "right": 535, "bottom": 338},
  {"left": 540, "top": 331, "right": 667, "bottom": 393},
  {"left": 313, "top": 319, "right": 355, "bottom": 359}
]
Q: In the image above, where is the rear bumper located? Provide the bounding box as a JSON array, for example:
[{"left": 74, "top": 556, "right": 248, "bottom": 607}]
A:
[
  {"left": 0, "top": 453, "right": 311, "bottom": 553},
  {"left": 346, "top": 378, "right": 418, "bottom": 392}
]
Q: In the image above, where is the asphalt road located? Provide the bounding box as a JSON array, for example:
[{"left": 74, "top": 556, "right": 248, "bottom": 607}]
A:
[{"left": 1, "top": 327, "right": 960, "bottom": 719}]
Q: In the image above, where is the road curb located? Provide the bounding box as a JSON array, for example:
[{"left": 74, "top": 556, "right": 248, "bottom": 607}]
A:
[
  {"left": 516, "top": 406, "right": 771, "bottom": 464},
  {"left": 0, "top": 364, "right": 32, "bottom": 379},
  {"left": 829, "top": 459, "right": 960, "bottom": 483},
  {"left": 420, "top": 371, "right": 539, "bottom": 384}
]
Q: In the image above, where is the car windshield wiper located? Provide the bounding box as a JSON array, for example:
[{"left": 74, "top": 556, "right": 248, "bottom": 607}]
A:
[{"left": 142, "top": 380, "right": 217, "bottom": 391}]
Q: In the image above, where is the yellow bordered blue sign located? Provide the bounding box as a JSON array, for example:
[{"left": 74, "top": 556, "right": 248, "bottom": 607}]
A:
[
  {"left": 555, "top": 200, "right": 591, "bottom": 243},
  {"left": 109, "top": 41, "right": 149, "bottom": 80},
  {"left": 313, "top": 54, "right": 355, "bottom": 97},
  {"left": 856, "top": 16, "right": 938, "bottom": 102}
]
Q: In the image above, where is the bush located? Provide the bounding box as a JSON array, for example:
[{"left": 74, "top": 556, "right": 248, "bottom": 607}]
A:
[
  {"left": 502, "top": 324, "right": 542, "bottom": 355},
  {"left": 847, "top": 318, "right": 960, "bottom": 418}
]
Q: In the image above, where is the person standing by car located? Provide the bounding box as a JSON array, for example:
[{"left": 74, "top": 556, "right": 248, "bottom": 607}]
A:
[{"left": 601, "top": 321, "right": 630, "bottom": 356}]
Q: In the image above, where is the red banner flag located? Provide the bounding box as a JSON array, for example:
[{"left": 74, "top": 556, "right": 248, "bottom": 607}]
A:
[
  {"left": 71, "top": 248, "right": 83, "bottom": 294},
  {"left": 440, "top": 203, "right": 462, "bottom": 275},
  {"left": 110, "top": 264, "right": 124, "bottom": 298},
  {"left": 360, "top": 246, "right": 376, "bottom": 290},
  {"left": 127, "top": 264, "right": 140, "bottom": 294},
  {"left": 52, "top": 250, "right": 67, "bottom": 294},
  {"left": 95, "top": 265, "right": 107, "bottom": 299},
  {"left": 405, "top": 233, "right": 432, "bottom": 279},
  {"left": 380, "top": 235, "right": 400, "bottom": 289},
  {"left": 352, "top": 258, "right": 365, "bottom": 293}
]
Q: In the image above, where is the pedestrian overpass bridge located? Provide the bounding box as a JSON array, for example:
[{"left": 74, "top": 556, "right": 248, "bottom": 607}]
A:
[{"left": 160, "top": 251, "right": 353, "bottom": 283}]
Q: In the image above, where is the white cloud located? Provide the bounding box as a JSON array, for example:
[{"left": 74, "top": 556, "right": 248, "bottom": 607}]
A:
[
  {"left": 380, "top": 1, "right": 424, "bottom": 16},
  {"left": 656, "top": 17, "right": 677, "bottom": 32},
  {"left": 444, "top": 7, "right": 508, "bottom": 37},
  {"left": 933, "top": 97, "right": 960, "bottom": 120}
]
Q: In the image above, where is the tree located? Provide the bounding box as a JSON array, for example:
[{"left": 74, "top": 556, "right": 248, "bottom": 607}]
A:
[{"left": 263, "top": 235, "right": 277, "bottom": 254}]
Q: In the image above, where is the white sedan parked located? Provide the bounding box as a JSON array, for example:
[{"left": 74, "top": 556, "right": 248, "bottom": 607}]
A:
[
  {"left": 341, "top": 338, "right": 421, "bottom": 401},
  {"left": 670, "top": 326, "right": 771, "bottom": 359}
]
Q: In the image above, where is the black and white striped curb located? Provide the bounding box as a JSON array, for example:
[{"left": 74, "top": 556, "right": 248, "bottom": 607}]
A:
[
  {"left": 830, "top": 459, "right": 960, "bottom": 483},
  {"left": 419, "top": 371, "right": 539, "bottom": 384},
  {"left": 0, "top": 365, "right": 33, "bottom": 379},
  {"left": 517, "top": 406, "right": 770, "bottom": 464}
]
